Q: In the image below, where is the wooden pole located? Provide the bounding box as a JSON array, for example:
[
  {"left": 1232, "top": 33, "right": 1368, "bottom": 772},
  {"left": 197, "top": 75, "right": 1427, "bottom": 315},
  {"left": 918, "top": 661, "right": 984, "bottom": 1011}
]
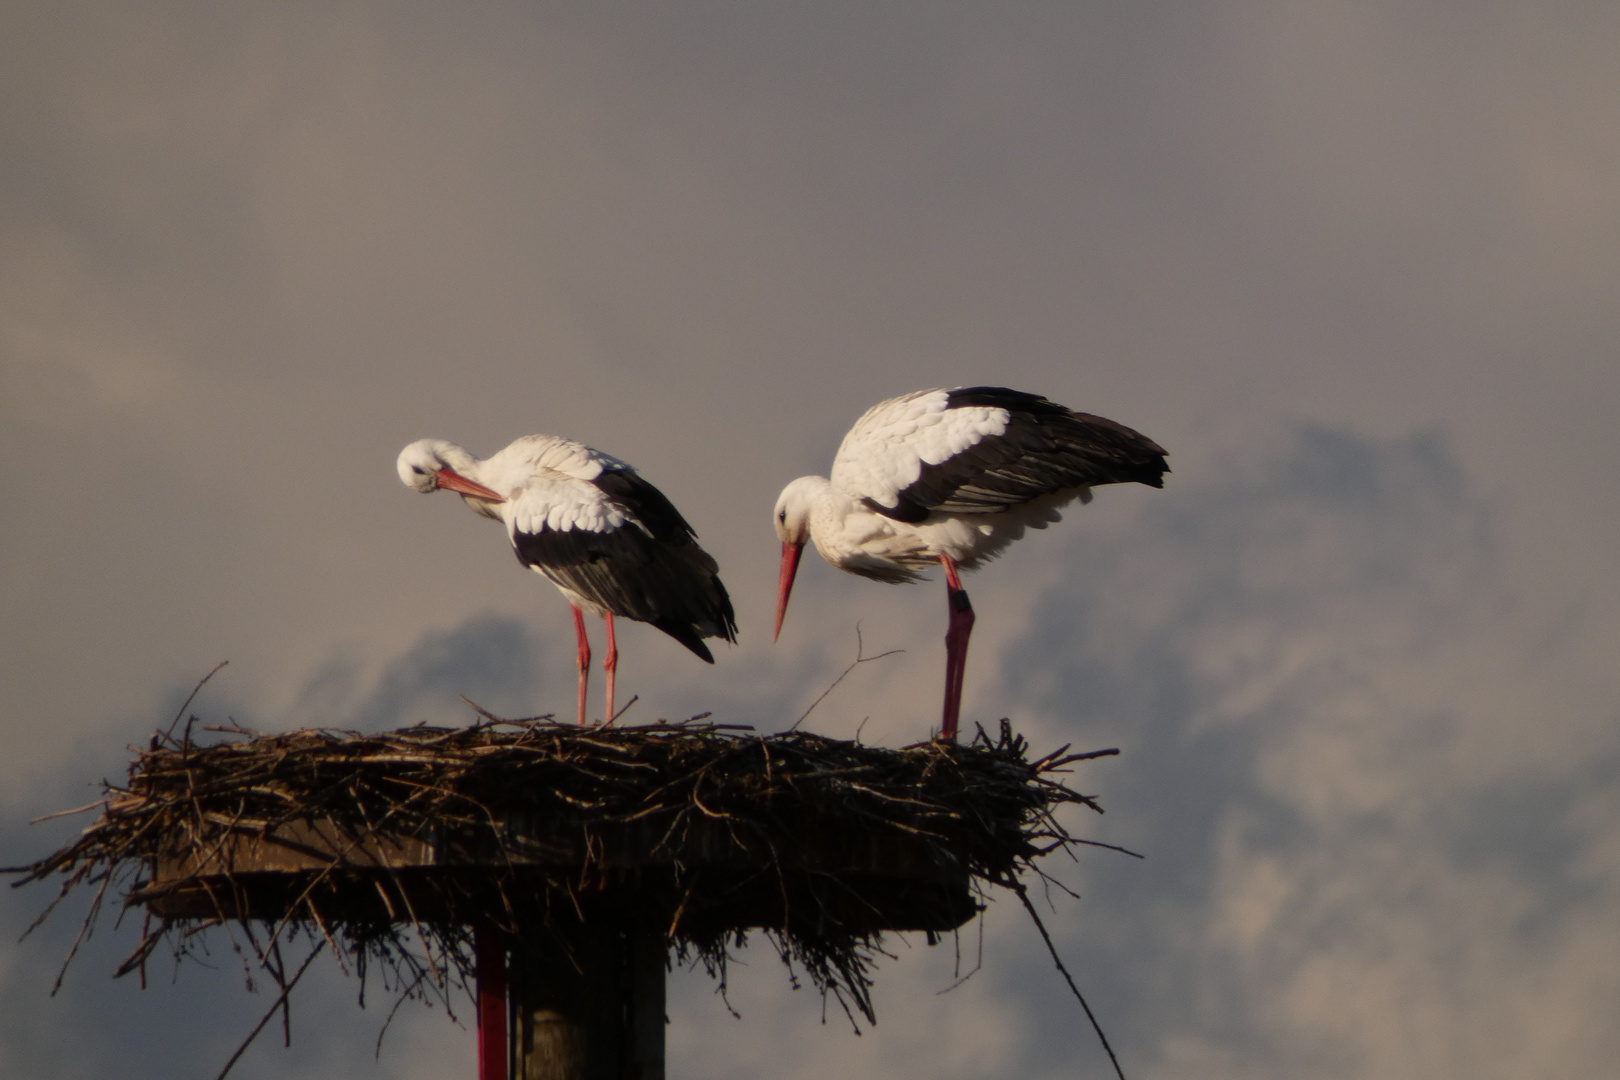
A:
[
  {"left": 475, "top": 921, "right": 509, "bottom": 1080},
  {"left": 511, "top": 917, "right": 665, "bottom": 1080}
]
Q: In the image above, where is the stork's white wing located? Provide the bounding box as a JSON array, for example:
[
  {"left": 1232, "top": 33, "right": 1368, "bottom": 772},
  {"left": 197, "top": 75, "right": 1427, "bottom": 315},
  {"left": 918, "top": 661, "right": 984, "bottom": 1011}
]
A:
[
  {"left": 503, "top": 476, "right": 631, "bottom": 537},
  {"left": 482, "top": 434, "right": 632, "bottom": 487},
  {"left": 829, "top": 389, "right": 1009, "bottom": 508}
]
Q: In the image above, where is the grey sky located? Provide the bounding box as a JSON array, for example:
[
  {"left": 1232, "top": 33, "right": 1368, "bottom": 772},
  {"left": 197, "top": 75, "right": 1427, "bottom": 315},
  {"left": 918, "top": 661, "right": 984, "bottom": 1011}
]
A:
[{"left": 3, "top": 3, "right": 1617, "bottom": 1077}]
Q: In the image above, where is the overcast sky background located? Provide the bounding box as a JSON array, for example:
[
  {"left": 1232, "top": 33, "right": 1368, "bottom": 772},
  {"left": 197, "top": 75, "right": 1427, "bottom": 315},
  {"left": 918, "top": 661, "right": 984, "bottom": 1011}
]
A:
[{"left": 3, "top": 2, "right": 1618, "bottom": 1078}]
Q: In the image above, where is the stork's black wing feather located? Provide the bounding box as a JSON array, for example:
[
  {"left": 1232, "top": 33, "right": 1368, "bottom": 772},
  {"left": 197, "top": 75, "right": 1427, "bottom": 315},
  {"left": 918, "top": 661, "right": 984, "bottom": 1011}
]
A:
[
  {"left": 589, "top": 468, "right": 699, "bottom": 544},
  {"left": 873, "top": 387, "right": 1169, "bottom": 523},
  {"left": 511, "top": 467, "right": 736, "bottom": 660}
]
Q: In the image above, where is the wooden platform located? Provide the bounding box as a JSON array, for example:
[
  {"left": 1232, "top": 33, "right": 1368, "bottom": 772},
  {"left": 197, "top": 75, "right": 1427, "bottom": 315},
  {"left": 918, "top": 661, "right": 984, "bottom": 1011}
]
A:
[{"left": 144, "top": 814, "right": 977, "bottom": 935}]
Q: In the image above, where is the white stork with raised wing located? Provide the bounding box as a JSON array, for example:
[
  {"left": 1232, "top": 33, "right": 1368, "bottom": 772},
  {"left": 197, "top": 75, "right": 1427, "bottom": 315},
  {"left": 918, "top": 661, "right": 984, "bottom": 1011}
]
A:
[
  {"left": 772, "top": 387, "right": 1167, "bottom": 740},
  {"left": 398, "top": 435, "right": 737, "bottom": 725}
]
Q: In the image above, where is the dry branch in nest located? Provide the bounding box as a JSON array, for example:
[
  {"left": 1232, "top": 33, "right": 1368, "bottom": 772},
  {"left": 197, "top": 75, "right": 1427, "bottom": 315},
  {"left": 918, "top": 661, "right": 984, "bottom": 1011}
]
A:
[{"left": 9, "top": 711, "right": 1123, "bottom": 1072}]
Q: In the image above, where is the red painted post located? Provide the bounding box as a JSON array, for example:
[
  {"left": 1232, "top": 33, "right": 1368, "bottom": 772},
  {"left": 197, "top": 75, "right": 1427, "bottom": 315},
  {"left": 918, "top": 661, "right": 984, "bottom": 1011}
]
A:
[{"left": 475, "top": 921, "right": 509, "bottom": 1080}]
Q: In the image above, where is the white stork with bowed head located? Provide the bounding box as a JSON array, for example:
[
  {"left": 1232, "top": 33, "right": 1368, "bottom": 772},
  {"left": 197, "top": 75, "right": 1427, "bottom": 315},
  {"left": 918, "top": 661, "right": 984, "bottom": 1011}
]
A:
[
  {"left": 772, "top": 386, "right": 1168, "bottom": 740},
  {"left": 398, "top": 435, "right": 737, "bottom": 725}
]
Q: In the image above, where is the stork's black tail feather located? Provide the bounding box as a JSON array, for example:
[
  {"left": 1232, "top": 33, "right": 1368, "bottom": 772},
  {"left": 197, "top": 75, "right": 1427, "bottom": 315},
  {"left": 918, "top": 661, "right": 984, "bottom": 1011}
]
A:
[{"left": 655, "top": 621, "right": 717, "bottom": 663}]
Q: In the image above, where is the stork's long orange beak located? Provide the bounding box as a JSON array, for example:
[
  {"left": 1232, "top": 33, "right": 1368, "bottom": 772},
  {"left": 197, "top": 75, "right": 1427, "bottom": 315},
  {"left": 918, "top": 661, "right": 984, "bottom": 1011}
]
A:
[
  {"left": 773, "top": 541, "right": 804, "bottom": 642},
  {"left": 435, "top": 468, "right": 505, "bottom": 503}
]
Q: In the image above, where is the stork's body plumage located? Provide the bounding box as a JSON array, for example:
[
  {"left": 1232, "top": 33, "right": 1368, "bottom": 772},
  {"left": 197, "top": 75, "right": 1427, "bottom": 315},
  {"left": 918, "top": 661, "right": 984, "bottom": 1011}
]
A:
[
  {"left": 398, "top": 435, "right": 737, "bottom": 724},
  {"left": 773, "top": 387, "right": 1167, "bottom": 739}
]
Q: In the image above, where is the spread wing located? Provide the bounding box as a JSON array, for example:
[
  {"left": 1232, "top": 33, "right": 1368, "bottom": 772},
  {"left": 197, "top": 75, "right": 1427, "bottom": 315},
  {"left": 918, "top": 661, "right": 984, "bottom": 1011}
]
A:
[{"left": 832, "top": 386, "right": 1168, "bottom": 524}]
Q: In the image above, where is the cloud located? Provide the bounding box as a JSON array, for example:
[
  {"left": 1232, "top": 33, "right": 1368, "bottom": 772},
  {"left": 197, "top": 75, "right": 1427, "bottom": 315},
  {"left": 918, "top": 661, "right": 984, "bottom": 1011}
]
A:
[
  {"left": 975, "top": 425, "right": 1620, "bottom": 1079},
  {"left": 5, "top": 427, "right": 1617, "bottom": 1080},
  {"left": 4, "top": 2, "right": 1620, "bottom": 1077},
  {"left": 322, "top": 615, "right": 543, "bottom": 730}
]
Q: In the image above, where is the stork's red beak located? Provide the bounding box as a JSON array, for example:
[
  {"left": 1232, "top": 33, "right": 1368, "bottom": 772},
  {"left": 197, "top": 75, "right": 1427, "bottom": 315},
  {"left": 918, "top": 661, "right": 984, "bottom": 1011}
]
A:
[
  {"left": 435, "top": 468, "right": 505, "bottom": 503},
  {"left": 773, "top": 541, "right": 804, "bottom": 642}
]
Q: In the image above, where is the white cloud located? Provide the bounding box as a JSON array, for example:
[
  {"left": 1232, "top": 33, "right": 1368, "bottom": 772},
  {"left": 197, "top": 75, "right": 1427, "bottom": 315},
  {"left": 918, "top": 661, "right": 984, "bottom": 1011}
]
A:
[{"left": 987, "top": 426, "right": 1620, "bottom": 1079}]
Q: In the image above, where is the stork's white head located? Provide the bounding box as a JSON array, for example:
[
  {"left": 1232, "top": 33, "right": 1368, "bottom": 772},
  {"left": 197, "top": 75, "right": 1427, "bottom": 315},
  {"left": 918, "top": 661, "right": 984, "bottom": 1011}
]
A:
[
  {"left": 771, "top": 475, "right": 830, "bottom": 641},
  {"left": 396, "top": 439, "right": 505, "bottom": 503},
  {"left": 772, "top": 475, "right": 827, "bottom": 546},
  {"left": 397, "top": 439, "right": 457, "bottom": 492}
]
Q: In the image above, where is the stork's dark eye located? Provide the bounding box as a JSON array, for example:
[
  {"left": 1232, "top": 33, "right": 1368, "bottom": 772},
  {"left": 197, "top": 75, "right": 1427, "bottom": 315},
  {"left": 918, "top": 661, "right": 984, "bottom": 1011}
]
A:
[
  {"left": 411, "top": 466, "right": 427, "bottom": 475},
  {"left": 778, "top": 510, "right": 787, "bottom": 522}
]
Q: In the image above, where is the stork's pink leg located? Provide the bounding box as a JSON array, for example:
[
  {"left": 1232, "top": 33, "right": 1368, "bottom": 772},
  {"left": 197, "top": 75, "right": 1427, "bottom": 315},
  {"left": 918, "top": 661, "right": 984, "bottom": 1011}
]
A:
[
  {"left": 571, "top": 604, "right": 591, "bottom": 726},
  {"left": 602, "top": 612, "right": 619, "bottom": 726},
  {"left": 940, "top": 554, "right": 975, "bottom": 741}
]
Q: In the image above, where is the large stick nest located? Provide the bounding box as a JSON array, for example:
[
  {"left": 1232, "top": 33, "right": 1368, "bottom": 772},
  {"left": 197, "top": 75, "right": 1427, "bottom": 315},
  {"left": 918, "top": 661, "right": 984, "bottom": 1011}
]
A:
[{"left": 10, "top": 711, "right": 1119, "bottom": 1063}]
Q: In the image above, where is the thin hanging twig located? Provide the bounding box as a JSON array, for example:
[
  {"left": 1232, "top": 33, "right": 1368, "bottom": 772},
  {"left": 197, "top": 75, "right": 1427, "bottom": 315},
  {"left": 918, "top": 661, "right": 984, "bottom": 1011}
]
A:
[
  {"left": 212, "top": 941, "right": 325, "bottom": 1080},
  {"left": 1013, "top": 882, "right": 1126, "bottom": 1080}
]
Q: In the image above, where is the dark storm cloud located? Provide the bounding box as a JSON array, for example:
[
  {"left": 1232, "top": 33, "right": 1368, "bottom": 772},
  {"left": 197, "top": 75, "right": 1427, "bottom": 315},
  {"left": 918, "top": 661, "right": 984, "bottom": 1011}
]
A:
[{"left": 348, "top": 615, "right": 542, "bottom": 729}]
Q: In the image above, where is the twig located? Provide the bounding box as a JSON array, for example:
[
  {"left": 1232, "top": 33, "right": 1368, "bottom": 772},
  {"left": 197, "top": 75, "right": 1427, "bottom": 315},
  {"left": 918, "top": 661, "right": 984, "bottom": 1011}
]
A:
[
  {"left": 374, "top": 965, "right": 432, "bottom": 1059},
  {"left": 50, "top": 869, "right": 113, "bottom": 995},
  {"left": 789, "top": 627, "right": 903, "bottom": 732},
  {"left": 28, "top": 799, "right": 108, "bottom": 825},
  {"left": 213, "top": 942, "right": 325, "bottom": 1080},
  {"left": 1066, "top": 838, "right": 1145, "bottom": 859},
  {"left": 607, "top": 694, "right": 640, "bottom": 727},
  {"left": 163, "top": 661, "right": 229, "bottom": 742},
  {"left": 1013, "top": 882, "right": 1126, "bottom": 1080}
]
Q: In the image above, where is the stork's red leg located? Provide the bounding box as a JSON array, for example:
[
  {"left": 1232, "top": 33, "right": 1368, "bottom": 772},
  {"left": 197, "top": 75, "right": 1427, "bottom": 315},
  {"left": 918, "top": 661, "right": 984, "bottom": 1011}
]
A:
[
  {"left": 602, "top": 612, "right": 619, "bottom": 726},
  {"left": 940, "top": 554, "right": 975, "bottom": 741},
  {"left": 571, "top": 604, "right": 591, "bottom": 726},
  {"left": 474, "top": 921, "right": 507, "bottom": 1080}
]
